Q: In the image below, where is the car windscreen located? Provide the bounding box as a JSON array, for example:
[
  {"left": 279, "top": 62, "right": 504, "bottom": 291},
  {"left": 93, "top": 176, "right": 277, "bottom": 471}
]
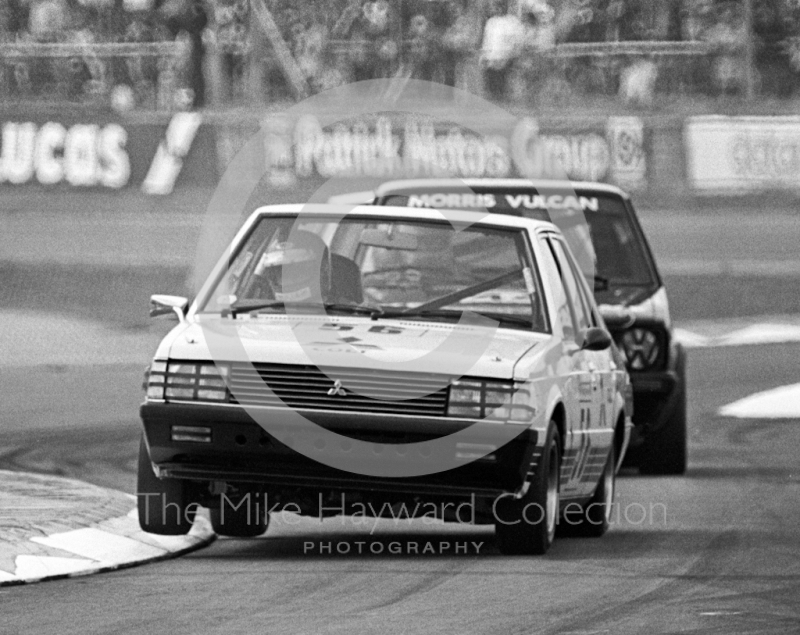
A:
[
  {"left": 200, "top": 215, "right": 549, "bottom": 332},
  {"left": 381, "top": 190, "right": 656, "bottom": 287}
]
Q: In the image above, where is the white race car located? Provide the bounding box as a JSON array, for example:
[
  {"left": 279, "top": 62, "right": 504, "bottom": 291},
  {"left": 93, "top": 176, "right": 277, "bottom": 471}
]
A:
[{"left": 139, "top": 204, "right": 632, "bottom": 555}]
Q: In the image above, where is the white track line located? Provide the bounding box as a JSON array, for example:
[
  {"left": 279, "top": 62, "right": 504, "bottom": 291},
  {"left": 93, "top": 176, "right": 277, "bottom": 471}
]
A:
[
  {"left": 1, "top": 513, "right": 214, "bottom": 587},
  {"left": 719, "top": 383, "right": 800, "bottom": 419},
  {"left": 659, "top": 259, "right": 800, "bottom": 277},
  {"left": 674, "top": 321, "right": 800, "bottom": 349},
  {"left": 31, "top": 528, "right": 167, "bottom": 565}
]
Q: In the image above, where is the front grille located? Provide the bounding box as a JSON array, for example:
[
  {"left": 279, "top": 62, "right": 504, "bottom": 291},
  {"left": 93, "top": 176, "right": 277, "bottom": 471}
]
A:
[
  {"left": 608, "top": 323, "right": 668, "bottom": 373},
  {"left": 228, "top": 363, "right": 451, "bottom": 416}
]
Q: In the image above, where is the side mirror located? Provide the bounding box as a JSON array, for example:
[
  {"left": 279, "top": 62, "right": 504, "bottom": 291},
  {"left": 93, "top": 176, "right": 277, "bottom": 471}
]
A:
[
  {"left": 581, "top": 327, "right": 612, "bottom": 351},
  {"left": 150, "top": 294, "right": 188, "bottom": 322},
  {"left": 598, "top": 304, "right": 634, "bottom": 329},
  {"left": 593, "top": 275, "right": 609, "bottom": 292}
]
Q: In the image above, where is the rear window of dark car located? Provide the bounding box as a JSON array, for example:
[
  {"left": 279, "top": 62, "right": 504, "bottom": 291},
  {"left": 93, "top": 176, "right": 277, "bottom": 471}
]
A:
[{"left": 379, "top": 189, "right": 657, "bottom": 287}]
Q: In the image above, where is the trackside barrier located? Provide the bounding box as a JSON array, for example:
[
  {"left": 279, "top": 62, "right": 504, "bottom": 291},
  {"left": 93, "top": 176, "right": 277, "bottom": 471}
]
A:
[
  {"left": 4, "top": 108, "right": 800, "bottom": 203},
  {"left": 210, "top": 112, "right": 656, "bottom": 205},
  {"left": 685, "top": 115, "right": 800, "bottom": 194},
  {"left": 0, "top": 110, "right": 216, "bottom": 193}
]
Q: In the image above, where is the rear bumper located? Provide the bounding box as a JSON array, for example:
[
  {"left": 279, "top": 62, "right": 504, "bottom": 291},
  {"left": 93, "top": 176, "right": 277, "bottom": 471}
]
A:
[{"left": 140, "top": 402, "right": 538, "bottom": 499}]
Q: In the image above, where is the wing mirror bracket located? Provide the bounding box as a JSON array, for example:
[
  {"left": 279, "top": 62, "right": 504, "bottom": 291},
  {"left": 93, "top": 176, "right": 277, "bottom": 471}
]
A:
[{"left": 150, "top": 294, "right": 189, "bottom": 323}]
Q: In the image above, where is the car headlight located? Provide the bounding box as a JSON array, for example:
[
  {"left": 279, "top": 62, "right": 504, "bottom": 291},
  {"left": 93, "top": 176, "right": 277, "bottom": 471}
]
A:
[
  {"left": 447, "top": 380, "right": 536, "bottom": 422},
  {"left": 145, "top": 361, "right": 230, "bottom": 402},
  {"left": 620, "top": 328, "right": 661, "bottom": 371}
]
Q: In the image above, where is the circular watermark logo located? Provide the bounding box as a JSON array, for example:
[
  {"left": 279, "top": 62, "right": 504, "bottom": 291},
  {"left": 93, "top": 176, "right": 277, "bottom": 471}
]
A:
[{"left": 193, "top": 78, "right": 594, "bottom": 478}]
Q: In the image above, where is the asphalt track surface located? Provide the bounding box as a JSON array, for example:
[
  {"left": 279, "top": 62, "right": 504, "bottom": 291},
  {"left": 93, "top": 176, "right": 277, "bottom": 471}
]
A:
[
  {"left": 2, "top": 342, "right": 799, "bottom": 634},
  {"left": 3, "top": 191, "right": 800, "bottom": 632}
]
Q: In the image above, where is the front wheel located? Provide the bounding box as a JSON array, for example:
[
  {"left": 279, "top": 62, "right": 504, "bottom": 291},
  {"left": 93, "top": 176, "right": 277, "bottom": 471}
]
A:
[
  {"left": 562, "top": 444, "right": 615, "bottom": 537},
  {"left": 495, "top": 424, "right": 561, "bottom": 555},
  {"left": 137, "top": 436, "right": 196, "bottom": 535},
  {"left": 640, "top": 371, "right": 687, "bottom": 475},
  {"left": 209, "top": 494, "right": 269, "bottom": 538},
  {"left": 640, "top": 412, "right": 686, "bottom": 475}
]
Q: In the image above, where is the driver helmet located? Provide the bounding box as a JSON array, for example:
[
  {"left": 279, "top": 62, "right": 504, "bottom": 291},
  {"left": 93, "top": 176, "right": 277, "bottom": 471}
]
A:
[{"left": 256, "top": 230, "right": 330, "bottom": 302}]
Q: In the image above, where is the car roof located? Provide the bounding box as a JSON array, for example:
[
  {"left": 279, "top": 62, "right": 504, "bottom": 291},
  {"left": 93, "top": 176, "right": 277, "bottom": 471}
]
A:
[
  {"left": 248, "top": 203, "right": 559, "bottom": 233},
  {"left": 325, "top": 190, "right": 376, "bottom": 205},
  {"left": 374, "top": 178, "right": 630, "bottom": 200}
]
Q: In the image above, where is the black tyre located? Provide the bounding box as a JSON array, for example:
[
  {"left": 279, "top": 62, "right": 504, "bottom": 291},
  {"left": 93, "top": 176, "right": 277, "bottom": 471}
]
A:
[
  {"left": 562, "top": 444, "right": 615, "bottom": 537},
  {"left": 137, "top": 436, "right": 196, "bottom": 535},
  {"left": 209, "top": 494, "right": 269, "bottom": 538},
  {"left": 640, "top": 366, "right": 687, "bottom": 476},
  {"left": 495, "top": 424, "right": 561, "bottom": 555}
]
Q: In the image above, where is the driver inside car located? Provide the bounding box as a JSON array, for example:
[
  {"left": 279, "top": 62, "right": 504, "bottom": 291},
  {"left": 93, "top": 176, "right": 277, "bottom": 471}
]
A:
[{"left": 254, "top": 230, "right": 332, "bottom": 303}]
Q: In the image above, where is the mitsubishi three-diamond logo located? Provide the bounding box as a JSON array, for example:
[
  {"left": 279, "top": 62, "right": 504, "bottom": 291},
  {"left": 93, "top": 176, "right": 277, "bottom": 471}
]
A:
[{"left": 327, "top": 380, "right": 347, "bottom": 397}]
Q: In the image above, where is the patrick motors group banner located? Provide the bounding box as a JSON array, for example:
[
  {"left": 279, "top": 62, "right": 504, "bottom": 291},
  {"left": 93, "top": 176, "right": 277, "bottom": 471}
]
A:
[
  {"left": 685, "top": 115, "right": 800, "bottom": 193},
  {"left": 214, "top": 114, "right": 649, "bottom": 197}
]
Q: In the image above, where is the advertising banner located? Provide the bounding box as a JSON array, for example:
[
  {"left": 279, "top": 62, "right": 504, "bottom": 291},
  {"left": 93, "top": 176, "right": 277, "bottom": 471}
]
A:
[
  {"left": 213, "top": 114, "right": 649, "bottom": 201},
  {"left": 685, "top": 115, "right": 800, "bottom": 193},
  {"left": 0, "top": 110, "right": 648, "bottom": 196},
  {"left": 0, "top": 112, "right": 214, "bottom": 194}
]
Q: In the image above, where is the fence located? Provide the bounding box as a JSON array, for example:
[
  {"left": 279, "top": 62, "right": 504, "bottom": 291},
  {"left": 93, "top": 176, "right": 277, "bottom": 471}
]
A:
[
  {"left": 306, "top": 38, "right": 723, "bottom": 105},
  {"left": 0, "top": 35, "right": 783, "bottom": 110},
  {"left": 0, "top": 40, "right": 189, "bottom": 110}
]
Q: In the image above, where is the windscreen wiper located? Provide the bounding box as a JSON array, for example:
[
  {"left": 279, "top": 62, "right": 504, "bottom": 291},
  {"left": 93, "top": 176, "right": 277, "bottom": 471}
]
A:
[
  {"left": 224, "top": 301, "right": 383, "bottom": 319},
  {"left": 381, "top": 308, "right": 533, "bottom": 329},
  {"left": 380, "top": 308, "right": 461, "bottom": 322},
  {"left": 476, "top": 312, "right": 536, "bottom": 328}
]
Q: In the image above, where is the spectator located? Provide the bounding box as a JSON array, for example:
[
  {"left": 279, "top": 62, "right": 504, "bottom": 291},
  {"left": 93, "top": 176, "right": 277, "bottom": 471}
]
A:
[
  {"left": 20, "top": 0, "right": 73, "bottom": 97},
  {"left": 702, "top": 0, "right": 746, "bottom": 95},
  {"left": 522, "top": 0, "right": 555, "bottom": 49},
  {"left": 604, "top": 0, "right": 626, "bottom": 41},
  {"left": 365, "top": 0, "right": 398, "bottom": 79},
  {"left": 406, "top": 13, "right": 435, "bottom": 80},
  {"left": 346, "top": 19, "right": 370, "bottom": 81},
  {"left": 754, "top": 0, "right": 799, "bottom": 97},
  {"left": 345, "top": 0, "right": 398, "bottom": 81},
  {"left": 72, "top": 0, "right": 128, "bottom": 42},
  {"left": 0, "top": 2, "right": 18, "bottom": 97},
  {"left": 680, "top": 0, "right": 713, "bottom": 40},
  {"left": 480, "top": 0, "right": 524, "bottom": 101},
  {"left": 27, "top": 0, "right": 71, "bottom": 41},
  {"left": 295, "top": 19, "right": 328, "bottom": 88},
  {"left": 160, "top": 0, "right": 207, "bottom": 107},
  {"left": 206, "top": 0, "right": 249, "bottom": 105},
  {"left": 516, "top": 0, "right": 555, "bottom": 101},
  {"left": 440, "top": 0, "right": 480, "bottom": 88},
  {"left": 619, "top": 54, "right": 658, "bottom": 105},
  {"left": 1, "top": 1, "right": 22, "bottom": 40},
  {"left": 123, "top": 2, "right": 171, "bottom": 107},
  {"left": 558, "top": 0, "right": 601, "bottom": 43}
]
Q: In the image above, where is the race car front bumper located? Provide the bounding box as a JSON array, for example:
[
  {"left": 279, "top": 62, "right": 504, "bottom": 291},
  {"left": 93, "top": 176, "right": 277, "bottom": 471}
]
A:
[{"left": 140, "top": 402, "right": 538, "bottom": 500}]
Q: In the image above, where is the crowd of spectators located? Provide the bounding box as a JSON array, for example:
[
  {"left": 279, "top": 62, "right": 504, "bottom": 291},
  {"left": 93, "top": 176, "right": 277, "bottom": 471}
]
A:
[
  {"left": 259, "top": 0, "right": 483, "bottom": 93},
  {"left": 2, "top": 0, "right": 800, "bottom": 109},
  {"left": 0, "top": 0, "right": 209, "bottom": 107},
  {"left": 262, "top": 0, "right": 800, "bottom": 104}
]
